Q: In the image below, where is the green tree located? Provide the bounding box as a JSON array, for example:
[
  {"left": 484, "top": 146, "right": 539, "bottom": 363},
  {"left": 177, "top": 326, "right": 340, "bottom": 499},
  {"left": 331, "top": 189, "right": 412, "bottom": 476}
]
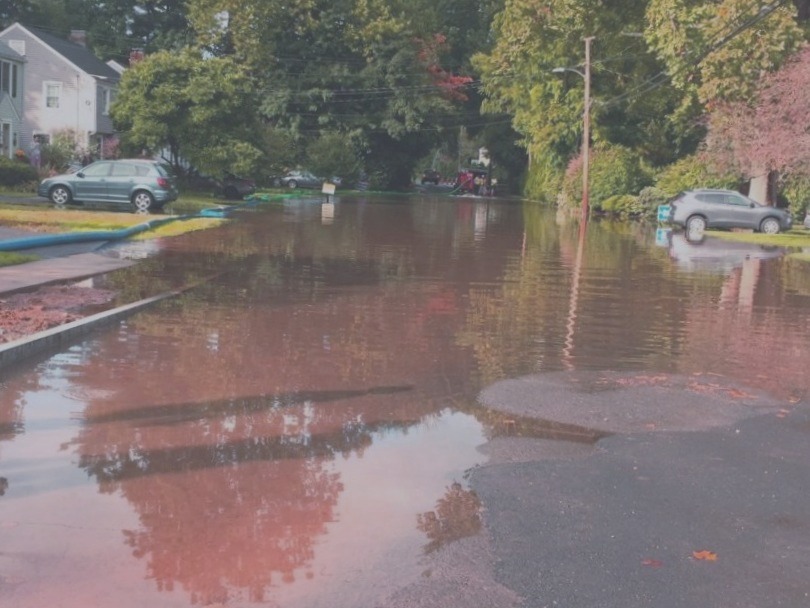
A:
[
  {"left": 110, "top": 49, "right": 262, "bottom": 177},
  {"left": 474, "top": 0, "right": 687, "bottom": 201},
  {"left": 645, "top": 0, "right": 803, "bottom": 105},
  {"left": 10, "top": 1, "right": 191, "bottom": 63},
  {"left": 186, "top": 0, "right": 479, "bottom": 188},
  {"left": 82, "top": 0, "right": 193, "bottom": 62}
]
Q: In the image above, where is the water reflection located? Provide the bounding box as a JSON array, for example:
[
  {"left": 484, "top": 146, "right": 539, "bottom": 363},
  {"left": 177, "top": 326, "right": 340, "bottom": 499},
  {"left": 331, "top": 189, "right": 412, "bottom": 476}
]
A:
[
  {"left": 3, "top": 196, "right": 810, "bottom": 606},
  {"left": 666, "top": 230, "right": 785, "bottom": 272},
  {"left": 417, "top": 482, "right": 481, "bottom": 554}
]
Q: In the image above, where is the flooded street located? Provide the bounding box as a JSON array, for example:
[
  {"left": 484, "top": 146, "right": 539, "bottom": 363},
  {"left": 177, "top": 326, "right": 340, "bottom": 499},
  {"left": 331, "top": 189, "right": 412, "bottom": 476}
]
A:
[{"left": 3, "top": 194, "right": 810, "bottom": 607}]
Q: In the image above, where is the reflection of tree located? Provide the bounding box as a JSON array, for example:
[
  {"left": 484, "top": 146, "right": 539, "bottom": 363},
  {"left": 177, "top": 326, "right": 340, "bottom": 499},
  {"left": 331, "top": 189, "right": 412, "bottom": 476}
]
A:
[
  {"left": 120, "top": 460, "right": 340, "bottom": 605},
  {"left": 0, "top": 374, "right": 43, "bottom": 441},
  {"left": 58, "top": 198, "right": 526, "bottom": 604},
  {"left": 417, "top": 482, "right": 482, "bottom": 554},
  {"left": 80, "top": 414, "right": 385, "bottom": 487},
  {"left": 677, "top": 258, "right": 810, "bottom": 399},
  {"left": 457, "top": 215, "right": 717, "bottom": 384},
  {"left": 74, "top": 389, "right": 416, "bottom": 605}
]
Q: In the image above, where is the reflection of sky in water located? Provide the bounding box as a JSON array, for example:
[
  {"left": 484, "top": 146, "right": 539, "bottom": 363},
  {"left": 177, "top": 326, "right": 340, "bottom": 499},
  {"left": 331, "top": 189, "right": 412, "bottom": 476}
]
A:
[{"left": 275, "top": 410, "right": 486, "bottom": 606}]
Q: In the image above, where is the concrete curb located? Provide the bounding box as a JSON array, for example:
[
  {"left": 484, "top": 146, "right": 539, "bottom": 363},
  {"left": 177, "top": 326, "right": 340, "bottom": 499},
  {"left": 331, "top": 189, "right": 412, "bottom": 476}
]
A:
[{"left": 0, "top": 288, "right": 182, "bottom": 370}]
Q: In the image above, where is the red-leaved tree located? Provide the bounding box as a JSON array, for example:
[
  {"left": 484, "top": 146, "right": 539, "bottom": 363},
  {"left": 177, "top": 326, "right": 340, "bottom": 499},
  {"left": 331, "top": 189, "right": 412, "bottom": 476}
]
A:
[{"left": 706, "top": 45, "right": 810, "bottom": 181}]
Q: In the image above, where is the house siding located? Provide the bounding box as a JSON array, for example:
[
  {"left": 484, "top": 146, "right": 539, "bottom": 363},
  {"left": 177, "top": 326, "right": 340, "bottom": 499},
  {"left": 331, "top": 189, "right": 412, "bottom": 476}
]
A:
[
  {"left": 0, "top": 24, "right": 118, "bottom": 157},
  {"left": 0, "top": 44, "right": 24, "bottom": 159}
]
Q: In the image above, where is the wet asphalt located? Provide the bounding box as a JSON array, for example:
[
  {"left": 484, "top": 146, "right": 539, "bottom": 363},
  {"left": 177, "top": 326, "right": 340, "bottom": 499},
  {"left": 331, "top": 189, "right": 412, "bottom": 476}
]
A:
[{"left": 467, "top": 375, "right": 810, "bottom": 608}]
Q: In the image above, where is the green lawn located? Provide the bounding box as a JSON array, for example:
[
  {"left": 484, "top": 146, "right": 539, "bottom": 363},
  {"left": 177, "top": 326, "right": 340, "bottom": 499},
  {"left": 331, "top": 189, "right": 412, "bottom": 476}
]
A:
[{"left": 704, "top": 227, "right": 810, "bottom": 249}]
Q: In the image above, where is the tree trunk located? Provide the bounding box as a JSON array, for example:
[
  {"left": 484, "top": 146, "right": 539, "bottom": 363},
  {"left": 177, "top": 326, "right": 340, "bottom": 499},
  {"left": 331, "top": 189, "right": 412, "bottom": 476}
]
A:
[{"left": 749, "top": 172, "right": 769, "bottom": 205}]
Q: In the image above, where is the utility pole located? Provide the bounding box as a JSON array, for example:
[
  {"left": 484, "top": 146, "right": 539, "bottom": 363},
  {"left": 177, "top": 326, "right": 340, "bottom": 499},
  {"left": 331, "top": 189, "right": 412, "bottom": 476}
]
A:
[{"left": 581, "top": 36, "right": 594, "bottom": 224}]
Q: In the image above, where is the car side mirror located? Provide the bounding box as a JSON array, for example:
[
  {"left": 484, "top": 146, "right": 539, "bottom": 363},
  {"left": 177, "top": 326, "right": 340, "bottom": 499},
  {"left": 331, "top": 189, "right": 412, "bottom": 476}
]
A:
[
  {"left": 77, "top": 172, "right": 85, "bottom": 178},
  {"left": 750, "top": 202, "right": 755, "bottom": 208}
]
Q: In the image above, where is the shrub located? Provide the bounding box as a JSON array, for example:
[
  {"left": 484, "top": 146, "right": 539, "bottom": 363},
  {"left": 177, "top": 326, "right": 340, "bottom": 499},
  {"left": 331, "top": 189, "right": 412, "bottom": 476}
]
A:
[
  {"left": 0, "top": 156, "right": 38, "bottom": 186},
  {"left": 601, "top": 194, "right": 642, "bottom": 216},
  {"left": 637, "top": 186, "right": 671, "bottom": 218},
  {"left": 782, "top": 174, "right": 810, "bottom": 218},
  {"left": 655, "top": 153, "right": 738, "bottom": 196},
  {"left": 40, "top": 130, "right": 78, "bottom": 172},
  {"left": 560, "top": 144, "right": 653, "bottom": 213},
  {"left": 524, "top": 143, "right": 563, "bottom": 203}
]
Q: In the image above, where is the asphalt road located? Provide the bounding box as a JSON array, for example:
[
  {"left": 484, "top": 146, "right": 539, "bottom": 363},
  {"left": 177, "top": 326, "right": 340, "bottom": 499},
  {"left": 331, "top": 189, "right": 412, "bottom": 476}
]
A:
[{"left": 461, "top": 372, "right": 810, "bottom": 608}]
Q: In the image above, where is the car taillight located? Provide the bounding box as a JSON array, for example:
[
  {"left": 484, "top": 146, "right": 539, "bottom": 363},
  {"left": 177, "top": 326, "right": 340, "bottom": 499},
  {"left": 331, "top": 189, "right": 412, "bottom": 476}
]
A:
[{"left": 157, "top": 177, "right": 170, "bottom": 188}]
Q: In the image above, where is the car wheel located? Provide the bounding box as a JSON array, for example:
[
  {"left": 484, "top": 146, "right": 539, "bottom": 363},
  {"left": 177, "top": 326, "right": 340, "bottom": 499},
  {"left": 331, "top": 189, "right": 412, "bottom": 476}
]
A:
[
  {"left": 131, "top": 190, "right": 155, "bottom": 213},
  {"left": 49, "top": 185, "right": 72, "bottom": 206},
  {"left": 288, "top": 180, "right": 298, "bottom": 189},
  {"left": 759, "top": 217, "right": 781, "bottom": 234},
  {"left": 224, "top": 186, "right": 240, "bottom": 200},
  {"left": 686, "top": 215, "right": 707, "bottom": 234}
]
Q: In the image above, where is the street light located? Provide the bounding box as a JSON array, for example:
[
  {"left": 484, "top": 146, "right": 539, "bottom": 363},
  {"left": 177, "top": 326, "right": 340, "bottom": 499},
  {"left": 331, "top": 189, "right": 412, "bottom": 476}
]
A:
[{"left": 553, "top": 36, "right": 594, "bottom": 224}]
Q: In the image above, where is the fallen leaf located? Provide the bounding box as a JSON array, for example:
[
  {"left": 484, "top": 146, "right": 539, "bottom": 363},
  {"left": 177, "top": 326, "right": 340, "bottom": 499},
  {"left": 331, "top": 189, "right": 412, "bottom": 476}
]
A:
[
  {"left": 641, "top": 558, "right": 663, "bottom": 568},
  {"left": 692, "top": 550, "right": 717, "bottom": 561}
]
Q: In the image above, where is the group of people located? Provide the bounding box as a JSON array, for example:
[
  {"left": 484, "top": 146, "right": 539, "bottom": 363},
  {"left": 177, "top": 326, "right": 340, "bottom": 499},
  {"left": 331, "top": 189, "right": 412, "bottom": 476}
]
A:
[{"left": 454, "top": 170, "right": 493, "bottom": 196}]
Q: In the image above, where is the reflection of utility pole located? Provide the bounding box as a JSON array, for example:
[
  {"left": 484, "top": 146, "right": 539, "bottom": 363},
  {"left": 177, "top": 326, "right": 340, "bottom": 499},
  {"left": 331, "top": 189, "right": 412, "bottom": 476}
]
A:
[{"left": 562, "top": 220, "right": 587, "bottom": 370}]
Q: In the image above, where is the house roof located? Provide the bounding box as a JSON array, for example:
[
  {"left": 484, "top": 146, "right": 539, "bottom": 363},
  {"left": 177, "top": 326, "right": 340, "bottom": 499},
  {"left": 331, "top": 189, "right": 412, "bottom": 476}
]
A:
[
  {"left": 0, "top": 39, "right": 24, "bottom": 62},
  {"left": 23, "top": 25, "right": 120, "bottom": 81}
]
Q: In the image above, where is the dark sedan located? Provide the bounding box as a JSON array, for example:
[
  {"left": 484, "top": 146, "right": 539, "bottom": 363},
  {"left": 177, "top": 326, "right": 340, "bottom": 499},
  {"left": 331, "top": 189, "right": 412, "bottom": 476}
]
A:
[{"left": 273, "top": 170, "right": 323, "bottom": 189}]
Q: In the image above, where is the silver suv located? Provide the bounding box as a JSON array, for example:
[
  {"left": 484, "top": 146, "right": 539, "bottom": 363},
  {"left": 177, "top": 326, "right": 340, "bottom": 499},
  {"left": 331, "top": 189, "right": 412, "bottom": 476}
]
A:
[
  {"left": 38, "top": 159, "right": 178, "bottom": 213},
  {"left": 668, "top": 189, "right": 792, "bottom": 234}
]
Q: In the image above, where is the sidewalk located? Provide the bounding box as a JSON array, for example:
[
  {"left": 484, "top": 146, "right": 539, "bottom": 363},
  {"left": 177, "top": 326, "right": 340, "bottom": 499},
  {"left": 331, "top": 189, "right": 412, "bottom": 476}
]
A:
[
  {"left": 0, "top": 227, "right": 134, "bottom": 296},
  {"left": 0, "top": 252, "right": 135, "bottom": 295}
]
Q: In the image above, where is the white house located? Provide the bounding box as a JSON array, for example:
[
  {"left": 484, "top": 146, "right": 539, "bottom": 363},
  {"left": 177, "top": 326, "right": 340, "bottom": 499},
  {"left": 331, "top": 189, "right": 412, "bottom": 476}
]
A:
[
  {"left": 0, "top": 39, "right": 24, "bottom": 159},
  {"left": 0, "top": 23, "right": 120, "bottom": 158}
]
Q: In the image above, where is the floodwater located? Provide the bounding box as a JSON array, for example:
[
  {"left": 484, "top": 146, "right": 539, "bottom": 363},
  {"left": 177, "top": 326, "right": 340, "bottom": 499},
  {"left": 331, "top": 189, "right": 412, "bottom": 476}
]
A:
[{"left": 2, "top": 194, "right": 810, "bottom": 607}]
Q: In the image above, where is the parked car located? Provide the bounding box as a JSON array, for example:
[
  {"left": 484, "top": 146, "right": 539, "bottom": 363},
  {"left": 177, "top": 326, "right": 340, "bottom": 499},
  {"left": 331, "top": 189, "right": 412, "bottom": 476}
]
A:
[
  {"left": 37, "top": 159, "right": 178, "bottom": 212},
  {"left": 217, "top": 173, "right": 256, "bottom": 200},
  {"left": 273, "top": 170, "right": 323, "bottom": 189},
  {"left": 421, "top": 169, "right": 441, "bottom": 185},
  {"left": 668, "top": 189, "right": 792, "bottom": 234}
]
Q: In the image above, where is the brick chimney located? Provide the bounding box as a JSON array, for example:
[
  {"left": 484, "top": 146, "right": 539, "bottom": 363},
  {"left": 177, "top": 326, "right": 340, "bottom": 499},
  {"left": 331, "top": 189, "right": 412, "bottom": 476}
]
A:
[
  {"left": 69, "top": 30, "right": 87, "bottom": 47},
  {"left": 129, "top": 48, "right": 145, "bottom": 65}
]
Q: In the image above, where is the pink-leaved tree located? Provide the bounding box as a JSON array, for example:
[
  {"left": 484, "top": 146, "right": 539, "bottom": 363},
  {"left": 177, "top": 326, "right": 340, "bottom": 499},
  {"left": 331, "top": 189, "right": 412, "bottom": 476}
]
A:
[{"left": 705, "top": 44, "right": 810, "bottom": 202}]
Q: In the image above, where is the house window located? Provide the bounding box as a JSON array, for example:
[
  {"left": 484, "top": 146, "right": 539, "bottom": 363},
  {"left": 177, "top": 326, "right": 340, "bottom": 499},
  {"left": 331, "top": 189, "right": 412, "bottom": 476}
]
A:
[
  {"left": 101, "top": 87, "right": 116, "bottom": 115},
  {"left": 0, "top": 60, "right": 18, "bottom": 97},
  {"left": 45, "top": 82, "right": 61, "bottom": 108},
  {"left": 0, "top": 62, "right": 9, "bottom": 94}
]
